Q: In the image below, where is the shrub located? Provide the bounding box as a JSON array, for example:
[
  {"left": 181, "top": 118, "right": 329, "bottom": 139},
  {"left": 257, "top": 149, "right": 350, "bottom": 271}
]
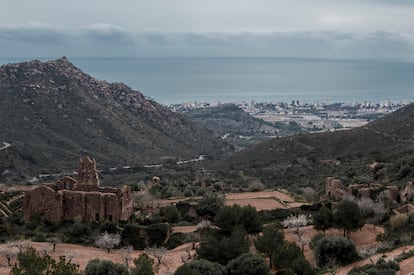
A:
[
  {"left": 313, "top": 235, "right": 359, "bottom": 267},
  {"left": 348, "top": 258, "right": 399, "bottom": 275},
  {"left": 131, "top": 253, "right": 154, "bottom": 275},
  {"left": 161, "top": 205, "right": 181, "bottom": 224},
  {"left": 174, "top": 264, "right": 201, "bottom": 275},
  {"left": 197, "top": 228, "right": 249, "bottom": 265},
  {"left": 121, "top": 223, "right": 145, "bottom": 250},
  {"left": 196, "top": 192, "right": 224, "bottom": 217},
  {"left": 146, "top": 223, "right": 170, "bottom": 246},
  {"left": 11, "top": 247, "right": 81, "bottom": 275},
  {"left": 334, "top": 200, "right": 365, "bottom": 238},
  {"left": 165, "top": 232, "right": 187, "bottom": 249},
  {"left": 226, "top": 253, "right": 268, "bottom": 275},
  {"left": 121, "top": 223, "right": 170, "bottom": 249},
  {"left": 85, "top": 259, "right": 129, "bottom": 275},
  {"left": 186, "top": 259, "right": 226, "bottom": 275},
  {"left": 215, "top": 205, "right": 261, "bottom": 234}
]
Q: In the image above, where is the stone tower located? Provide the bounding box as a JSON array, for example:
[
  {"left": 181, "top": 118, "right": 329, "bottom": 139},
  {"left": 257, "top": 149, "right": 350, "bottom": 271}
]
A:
[{"left": 77, "top": 156, "right": 100, "bottom": 187}]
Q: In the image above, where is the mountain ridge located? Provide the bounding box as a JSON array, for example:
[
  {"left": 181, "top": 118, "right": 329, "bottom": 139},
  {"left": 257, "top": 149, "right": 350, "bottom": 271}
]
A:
[
  {"left": 0, "top": 57, "right": 228, "bottom": 182},
  {"left": 216, "top": 103, "right": 414, "bottom": 190}
]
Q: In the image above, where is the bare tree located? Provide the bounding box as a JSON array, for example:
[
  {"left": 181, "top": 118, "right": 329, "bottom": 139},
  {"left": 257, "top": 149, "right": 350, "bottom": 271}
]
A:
[
  {"left": 10, "top": 240, "right": 30, "bottom": 252},
  {"left": 163, "top": 259, "right": 174, "bottom": 275},
  {"left": 47, "top": 237, "right": 60, "bottom": 252},
  {"left": 95, "top": 231, "right": 121, "bottom": 253},
  {"left": 40, "top": 245, "right": 49, "bottom": 256},
  {"left": 134, "top": 193, "right": 156, "bottom": 209},
  {"left": 121, "top": 246, "right": 133, "bottom": 268},
  {"left": 1, "top": 244, "right": 18, "bottom": 266},
  {"left": 187, "top": 232, "right": 200, "bottom": 250},
  {"left": 180, "top": 253, "right": 190, "bottom": 264},
  {"left": 298, "top": 232, "right": 309, "bottom": 253},
  {"left": 400, "top": 233, "right": 411, "bottom": 252},
  {"left": 65, "top": 252, "right": 76, "bottom": 264},
  {"left": 196, "top": 220, "right": 211, "bottom": 231},
  {"left": 145, "top": 246, "right": 167, "bottom": 264},
  {"left": 282, "top": 214, "right": 308, "bottom": 235},
  {"left": 357, "top": 197, "right": 387, "bottom": 226},
  {"left": 358, "top": 246, "right": 377, "bottom": 263}
]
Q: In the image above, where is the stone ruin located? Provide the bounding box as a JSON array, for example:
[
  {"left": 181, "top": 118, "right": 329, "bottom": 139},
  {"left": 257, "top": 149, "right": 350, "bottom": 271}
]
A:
[
  {"left": 23, "top": 157, "right": 133, "bottom": 223},
  {"left": 325, "top": 177, "right": 414, "bottom": 203}
]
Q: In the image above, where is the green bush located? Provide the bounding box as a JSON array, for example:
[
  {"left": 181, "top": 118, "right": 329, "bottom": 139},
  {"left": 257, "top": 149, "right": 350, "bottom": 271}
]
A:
[
  {"left": 11, "top": 247, "right": 81, "bottom": 275},
  {"left": 121, "top": 223, "right": 169, "bottom": 249},
  {"left": 196, "top": 192, "right": 224, "bottom": 218},
  {"left": 84, "top": 259, "right": 129, "bottom": 275},
  {"left": 161, "top": 205, "right": 181, "bottom": 224},
  {"left": 197, "top": 228, "right": 249, "bottom": 265},
  {"left": 131, "top": 253, "right": 154, "bottom": 275},
  {"left": 174, "top": 264, "right": 201, "bottom": 275},
  {"left": 226, "top": 253, "right": 268, "bottom": 275},
  {"left": 121, "top": 223, "right": 146, "bottom": 250},
  {"left": 348, "top": 258, "right": 399, "bottom": 275},
  {"left": 313, "top": 235, "right": 359, "bottom": 267},
  {"left": 146, "top": 223, "right": 170, "bottom": 246},
  {"left": 186, "top": 259, "right": 226, "bottom": 275},
  {"left": 215, "top": 205, "right": 261, "bottom": 234},
  {"left": 165, "top": 232, "right": 187, "bottom": 249}
]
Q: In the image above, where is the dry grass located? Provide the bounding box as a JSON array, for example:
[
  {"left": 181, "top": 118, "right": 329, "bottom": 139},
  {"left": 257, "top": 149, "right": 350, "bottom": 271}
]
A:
[
  {"left": 0, "top": 241, "right": 197, "bottom": 274},
  {"left": 225, "top": 190, "right": 307, "bottom": 210}
]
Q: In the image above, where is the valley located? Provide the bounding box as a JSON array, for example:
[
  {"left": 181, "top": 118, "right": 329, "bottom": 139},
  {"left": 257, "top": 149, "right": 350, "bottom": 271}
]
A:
[{"left": 1, "top": 58, "right": 414, "bottom": 274}]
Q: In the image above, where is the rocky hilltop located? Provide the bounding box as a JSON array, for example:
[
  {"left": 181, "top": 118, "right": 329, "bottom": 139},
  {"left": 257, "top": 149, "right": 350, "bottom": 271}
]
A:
[{"left": 0, "top": 57, "right": 228, "bottom": 183}]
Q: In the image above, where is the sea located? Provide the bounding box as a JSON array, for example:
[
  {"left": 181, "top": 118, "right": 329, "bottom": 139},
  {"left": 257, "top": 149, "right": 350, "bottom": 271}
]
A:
[{"left": 1, "top": 57, "right": 414, "bottom": 105}]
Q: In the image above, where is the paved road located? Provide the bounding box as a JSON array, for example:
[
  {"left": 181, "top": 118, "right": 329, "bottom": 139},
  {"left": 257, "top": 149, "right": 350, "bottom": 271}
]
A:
[{"left": 0, "top": 142, "right": 11, "bottom": 151}]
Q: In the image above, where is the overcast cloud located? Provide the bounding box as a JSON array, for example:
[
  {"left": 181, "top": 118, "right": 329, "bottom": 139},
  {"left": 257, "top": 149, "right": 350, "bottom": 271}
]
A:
[{"left": 0, "top": 0, "right": 413, "bottom": 59}]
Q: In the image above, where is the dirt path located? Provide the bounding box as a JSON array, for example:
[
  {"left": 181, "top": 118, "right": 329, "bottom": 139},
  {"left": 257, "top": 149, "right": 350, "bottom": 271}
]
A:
[
  {"left": 172, "top": 226, "right": 198, "bottom": 233},
  {"left": 331, "top": 245, "right": 414, "bottom": 275},
  {"left": 284, "top": 224, "right": 384, "bottom": 267},
  {"left": 398, "top": 255, "right": 414, "bottom": 275}
]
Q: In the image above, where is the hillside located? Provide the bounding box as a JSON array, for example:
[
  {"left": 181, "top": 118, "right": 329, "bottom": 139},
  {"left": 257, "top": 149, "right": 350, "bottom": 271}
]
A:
[
  {"left": 0, "top": 57, "right": 228, "bottom": 183},
  {"left": 183, "top": 104, "right": 298, "bottom": 136},
  {"left": 217, "top": 103, "right": 414, "bottom": 191}
]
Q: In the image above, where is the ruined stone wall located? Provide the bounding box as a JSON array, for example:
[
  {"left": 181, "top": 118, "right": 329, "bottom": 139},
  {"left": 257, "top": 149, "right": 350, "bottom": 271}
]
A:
[
  {"left": 120, "top": 185, "right": 133, "bottom": 221},
  {"left": 84, "top": 192, "right": 104, "bottom": 222},
  {"left": 55, "top": 176, "right": 77, "bottom": 190},
  {"left": 23, "top": 157, "right": 132, "bottom": 223},
  {"left": 105, "top": 193, "right": 120, "bottom": 222},
  {"left": 23, "top": 186, "right": 62, "bottom": 223},
  {"left": 326, "top": 177, "right": 349, "bottom": 200},
  {"left": 60, "top": 190, "right": 84, "bottom": 222},
  {"left": 401, "top": 182, "right": 414, "bottom": 203}
]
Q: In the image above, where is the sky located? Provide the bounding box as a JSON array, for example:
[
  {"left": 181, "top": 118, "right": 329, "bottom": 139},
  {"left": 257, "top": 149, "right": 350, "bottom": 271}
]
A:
[{"left": 1, "top": 0, "right": 413, "bottom": 59}]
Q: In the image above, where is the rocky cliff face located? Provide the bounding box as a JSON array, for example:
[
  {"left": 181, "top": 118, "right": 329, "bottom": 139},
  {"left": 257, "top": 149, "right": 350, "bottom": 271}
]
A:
[{"left": 0, "top": 57, "right": 228, "bottom": 183}]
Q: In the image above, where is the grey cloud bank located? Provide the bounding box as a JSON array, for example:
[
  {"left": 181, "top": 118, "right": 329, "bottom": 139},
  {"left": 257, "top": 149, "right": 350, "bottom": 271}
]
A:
[
  {"left": 0, "top": 25, "right": 413, "bottom": 59},
  {"left": 1, "top": 0, "right": 413, "bottom": 59}
]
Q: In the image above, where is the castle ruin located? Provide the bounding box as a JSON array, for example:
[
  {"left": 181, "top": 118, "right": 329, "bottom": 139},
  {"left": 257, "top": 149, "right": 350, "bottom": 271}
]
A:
[
  {"left": 325, "top": 177, "right": 413, "bottom": 203},
  {"left": 23, "top": 157, "right": 133, "bottom": 223}
]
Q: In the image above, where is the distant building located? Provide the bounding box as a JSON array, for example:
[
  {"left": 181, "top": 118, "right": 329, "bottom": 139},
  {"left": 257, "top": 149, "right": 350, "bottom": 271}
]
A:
[{"left": 23, "top": 157, "right": 133, "bottom": 223}]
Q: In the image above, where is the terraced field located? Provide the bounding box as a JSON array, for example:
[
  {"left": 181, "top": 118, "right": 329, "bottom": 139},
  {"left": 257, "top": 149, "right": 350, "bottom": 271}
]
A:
[{"left": 0, "top": 191, "right": 24, "bottom": 218}]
